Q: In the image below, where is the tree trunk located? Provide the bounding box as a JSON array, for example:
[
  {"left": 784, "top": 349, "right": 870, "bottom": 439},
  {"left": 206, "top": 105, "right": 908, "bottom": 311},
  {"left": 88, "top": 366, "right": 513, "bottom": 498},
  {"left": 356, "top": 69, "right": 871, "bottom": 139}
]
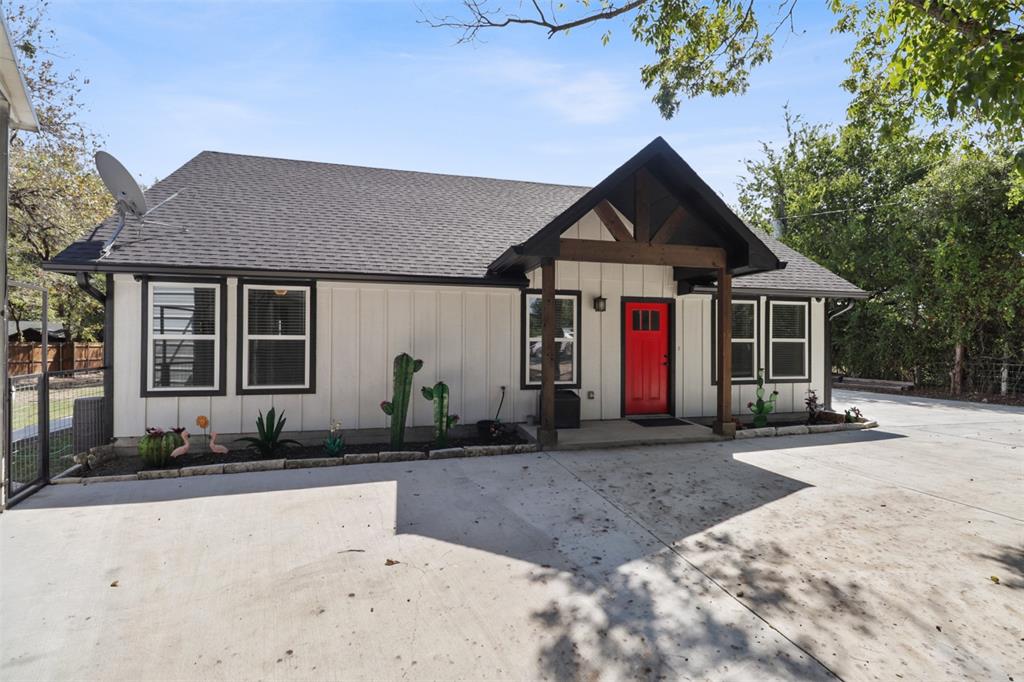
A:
[
  {"left": 951, "top": 343, "right": 965, "bottom": 395},
  {"left": 1001, "top": 355, "right": 1009, "bottom": 397}
]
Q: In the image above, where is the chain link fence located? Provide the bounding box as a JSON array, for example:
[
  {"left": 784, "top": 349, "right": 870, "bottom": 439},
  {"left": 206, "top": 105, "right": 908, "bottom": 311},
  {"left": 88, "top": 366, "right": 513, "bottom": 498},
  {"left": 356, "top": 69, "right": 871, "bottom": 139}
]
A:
[{"left": 7, "top": 368, "right": 107, "bottom": 496}]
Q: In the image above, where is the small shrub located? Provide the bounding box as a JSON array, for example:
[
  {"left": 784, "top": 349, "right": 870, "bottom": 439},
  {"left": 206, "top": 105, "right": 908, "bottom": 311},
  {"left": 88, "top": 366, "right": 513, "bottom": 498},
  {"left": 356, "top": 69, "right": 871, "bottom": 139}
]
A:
[
  {"left": 844, "top": 406, "right": 863, "bottom": 423},
  {"left": 805, "top": 390, "right": 823, "bottom": 425},
  {"left": 325, "top": 420, "right": 345, "bottom": 456},
  {"left": 235, "top": 408, "right": 300, "bottom": 456}
]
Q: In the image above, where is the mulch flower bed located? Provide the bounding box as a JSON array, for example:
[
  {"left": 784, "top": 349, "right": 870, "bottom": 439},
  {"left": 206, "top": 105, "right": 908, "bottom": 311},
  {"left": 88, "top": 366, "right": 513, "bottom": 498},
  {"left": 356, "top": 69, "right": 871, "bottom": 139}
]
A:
[{"left": 79, "top": 430, "right": 528, "bottom": 479}]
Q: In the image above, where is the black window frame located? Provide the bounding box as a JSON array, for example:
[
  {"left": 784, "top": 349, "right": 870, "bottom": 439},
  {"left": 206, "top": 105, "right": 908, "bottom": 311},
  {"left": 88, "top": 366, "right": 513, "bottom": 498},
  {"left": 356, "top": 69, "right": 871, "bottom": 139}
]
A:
[
  {"left": 520, "top": 288, "right": 582, "bottom": 390},
  {"left": 711, "top": 296, "right": 761, "bottom": 385},
  {"left": 140, "top": 276, "right": 228, "bottom": 398},
  {"left": 236, "top": 279, "right": 317, "bottom": 396},
  {"left": 766, "top": 297, "right": 811, "bottom": 383}
]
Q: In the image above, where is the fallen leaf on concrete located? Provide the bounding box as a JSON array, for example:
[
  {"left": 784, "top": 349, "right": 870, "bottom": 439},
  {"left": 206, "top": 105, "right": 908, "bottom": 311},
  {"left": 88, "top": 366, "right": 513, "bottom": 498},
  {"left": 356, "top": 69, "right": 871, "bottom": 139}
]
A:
[
  {"left": 990, "top": 576, "right": 1001, "bottom": 584},
  {"left": 385, "top": 559, "right": 400, "bottom": 566},
  {"left": 109, "top": 580, "right": 119, "bottom": 587}
]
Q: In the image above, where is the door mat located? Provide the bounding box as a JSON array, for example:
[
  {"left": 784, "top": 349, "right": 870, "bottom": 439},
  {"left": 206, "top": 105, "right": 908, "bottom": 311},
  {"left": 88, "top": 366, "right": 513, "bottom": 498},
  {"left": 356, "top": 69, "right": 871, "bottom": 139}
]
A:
[{"left": 629, "top": 417, "right": 690, "bottom": 427}]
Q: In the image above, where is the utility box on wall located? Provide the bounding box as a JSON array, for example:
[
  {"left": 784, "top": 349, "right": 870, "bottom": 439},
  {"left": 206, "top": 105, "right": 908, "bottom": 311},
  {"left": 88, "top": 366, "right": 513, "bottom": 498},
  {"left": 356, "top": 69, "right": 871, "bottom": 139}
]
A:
[{"left": 540, "top": 389, "right": 581, "bottom": 429}]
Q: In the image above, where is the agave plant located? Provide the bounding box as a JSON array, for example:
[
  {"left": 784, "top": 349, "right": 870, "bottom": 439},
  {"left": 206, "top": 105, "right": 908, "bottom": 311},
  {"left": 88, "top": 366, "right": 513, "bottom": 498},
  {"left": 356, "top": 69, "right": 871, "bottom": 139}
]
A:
[{"left": 235, "top": 408, "right": 300, "bottom": 456}]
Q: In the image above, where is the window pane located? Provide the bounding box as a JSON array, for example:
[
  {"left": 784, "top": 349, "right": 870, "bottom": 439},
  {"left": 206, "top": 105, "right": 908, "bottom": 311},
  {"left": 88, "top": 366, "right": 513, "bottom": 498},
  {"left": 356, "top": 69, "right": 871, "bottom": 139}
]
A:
[
  {"left": 650, "top": 311, "right": 660, "bottom": 331},
  {"left": 554, "top": 298, "right": 575, "bottom": 336},
  {"left": 528, "top": 296, "right": 574, "bottom": 337},
  {"left": 152, "top": 339, "right": 216, "bottom": 388},
  {"left": 772, "top": 342, "right": 806, "bottom": 377},
  {"left": 152, "top": 286, "right": 216, "bottom": 335},
  {"left": 528, "top": 339, "right": 576, "bottom": 383},
  {"left": 557, "top": 339, "right": 574, "bottom": 382},
  {"left": 248, "top": 339, "right": 306, "bottom": 386},
  {"left": 248, "top": 289, "right": 306, "bottom": 336},
  {"left": 528, "top": 296, "right": 543, "bottom": 337},
  {"left": 732, "top": 341, "right": 755, "bottom": 379},
  {"left": 632, "top": 309, "right": 641, "bottom": 331},
  {"left": 525, "top": 293, "right": 576, "bottom": 384},
  {"left": 773, "top": 304, "right": 805, "bottom": 339},
  {"left": 528, "top": 340, "right": 542, "bottom": 383},
  {"left": 732, "top": 303, "right": 755, "bottom": 339}
]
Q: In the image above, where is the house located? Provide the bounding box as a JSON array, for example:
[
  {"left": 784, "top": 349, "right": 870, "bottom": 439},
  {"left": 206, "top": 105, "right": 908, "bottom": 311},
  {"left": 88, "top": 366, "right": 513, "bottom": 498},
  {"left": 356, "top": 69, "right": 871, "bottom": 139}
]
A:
[{"left": 44, "top": 138, "right": 866, "bottom": 446}]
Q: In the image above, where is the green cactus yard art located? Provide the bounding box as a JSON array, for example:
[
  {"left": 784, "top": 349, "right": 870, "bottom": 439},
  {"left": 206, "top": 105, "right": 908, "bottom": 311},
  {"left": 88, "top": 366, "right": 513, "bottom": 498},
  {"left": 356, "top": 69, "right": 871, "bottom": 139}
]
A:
[
  {"left": 422, "top": 381, "right": 459, "bottom": 447},
  {"left": 747, "top": 369, "right": 779, "bottom": 428},
  {"left": 380, "top": 352, "right": 423, "bottom": 449}
]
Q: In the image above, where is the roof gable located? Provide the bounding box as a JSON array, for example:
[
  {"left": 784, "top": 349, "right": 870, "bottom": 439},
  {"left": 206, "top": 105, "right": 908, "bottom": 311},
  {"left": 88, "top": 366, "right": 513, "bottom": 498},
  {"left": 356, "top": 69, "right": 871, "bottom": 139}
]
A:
[{"left": 487, "top": 137, "right": 782, "bottom": 283}]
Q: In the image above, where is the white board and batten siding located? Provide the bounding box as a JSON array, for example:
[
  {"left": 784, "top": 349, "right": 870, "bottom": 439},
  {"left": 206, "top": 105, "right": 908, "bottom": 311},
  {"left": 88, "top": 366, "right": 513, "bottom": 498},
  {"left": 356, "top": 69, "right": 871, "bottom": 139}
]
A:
[
  {"left": 111, "top": 209, "right": 825, "bottom": 437},
  {"left": 112, "top": 274, "right": 530, "bottom": 438}
]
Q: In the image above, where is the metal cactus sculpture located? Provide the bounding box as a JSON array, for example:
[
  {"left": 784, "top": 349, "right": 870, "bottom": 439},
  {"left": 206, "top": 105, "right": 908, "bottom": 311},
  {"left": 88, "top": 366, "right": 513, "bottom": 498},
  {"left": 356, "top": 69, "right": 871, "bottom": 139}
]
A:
[
  {"left": 746, "top": 369, "right": 779, "bottom": 428},
  {"left": 422, "top": 381, "right": 459, "bottom": 447},
  {"left": 380, "top": 353, "right": 423, "bottom": 449}
]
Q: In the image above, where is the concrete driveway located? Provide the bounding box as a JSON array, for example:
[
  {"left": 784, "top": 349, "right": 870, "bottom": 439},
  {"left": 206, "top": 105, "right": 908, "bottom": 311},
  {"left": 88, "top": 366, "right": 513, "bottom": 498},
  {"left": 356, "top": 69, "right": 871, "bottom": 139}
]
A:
[{"left": 2, "top": 390, "right": 1021, "bottom": 681}]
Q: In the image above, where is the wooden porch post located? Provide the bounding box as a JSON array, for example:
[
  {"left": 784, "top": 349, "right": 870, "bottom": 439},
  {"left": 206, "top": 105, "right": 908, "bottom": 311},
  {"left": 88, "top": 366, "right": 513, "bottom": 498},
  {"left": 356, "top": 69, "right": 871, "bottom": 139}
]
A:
[
  {"left": 538, "top": 258, "right": 558, "bottom": 446},
  {"left": 714, "top": 268, "right": 736, "bottom": 437}
]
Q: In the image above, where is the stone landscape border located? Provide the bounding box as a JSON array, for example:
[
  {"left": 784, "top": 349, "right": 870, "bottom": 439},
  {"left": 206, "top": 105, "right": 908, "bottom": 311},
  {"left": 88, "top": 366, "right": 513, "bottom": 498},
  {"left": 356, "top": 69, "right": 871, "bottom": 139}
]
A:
[
  {"left": 50, "top": 419, "right": 880, "bottom": 486},
  {"left": 735, "top": 420, "right": 879, "bottom": 439},
  {"left": 52, "top": 443, "right": 540, "bottom": 485}
]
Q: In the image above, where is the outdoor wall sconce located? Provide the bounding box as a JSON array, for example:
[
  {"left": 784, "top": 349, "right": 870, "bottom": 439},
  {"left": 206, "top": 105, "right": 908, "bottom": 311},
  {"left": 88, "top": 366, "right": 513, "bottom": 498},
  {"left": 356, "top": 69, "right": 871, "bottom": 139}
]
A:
[{"left": 593, "top": 296, "right": 607, "bottom": 312}]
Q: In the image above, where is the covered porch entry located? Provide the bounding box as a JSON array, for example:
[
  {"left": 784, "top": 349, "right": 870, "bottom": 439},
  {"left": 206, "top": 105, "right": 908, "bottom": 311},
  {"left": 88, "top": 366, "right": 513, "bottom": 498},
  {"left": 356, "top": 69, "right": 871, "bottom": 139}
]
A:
[{"left": 489, "top": 137, "right": 784, "bottom": 446}]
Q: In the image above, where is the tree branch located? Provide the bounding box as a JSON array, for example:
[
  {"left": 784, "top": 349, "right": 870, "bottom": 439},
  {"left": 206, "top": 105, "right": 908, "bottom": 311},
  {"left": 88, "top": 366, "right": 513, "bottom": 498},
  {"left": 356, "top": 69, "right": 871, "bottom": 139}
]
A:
[
  {"left": 896, "top": 0, "right": 1024, "bottom": 45},
  {"left": 421, "top": 0, "right": 646, "bottom": 42}
]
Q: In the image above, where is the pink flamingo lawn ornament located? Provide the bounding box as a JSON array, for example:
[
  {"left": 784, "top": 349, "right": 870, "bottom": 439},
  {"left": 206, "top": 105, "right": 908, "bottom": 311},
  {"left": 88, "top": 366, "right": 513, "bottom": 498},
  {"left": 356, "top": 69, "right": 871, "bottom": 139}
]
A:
[
  {"left": 170, "top": 430, "right": 191, "bottom": 458},
  {"left": 208, "top": 432, "right": 229, "bottom": 455}
]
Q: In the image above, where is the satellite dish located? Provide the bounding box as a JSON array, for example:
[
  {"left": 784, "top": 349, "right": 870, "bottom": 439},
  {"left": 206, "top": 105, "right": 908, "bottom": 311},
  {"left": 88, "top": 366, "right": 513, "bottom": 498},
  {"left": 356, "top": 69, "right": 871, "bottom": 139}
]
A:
[{"left": 96, "top": 151, "right": 147, "bottom": 217}]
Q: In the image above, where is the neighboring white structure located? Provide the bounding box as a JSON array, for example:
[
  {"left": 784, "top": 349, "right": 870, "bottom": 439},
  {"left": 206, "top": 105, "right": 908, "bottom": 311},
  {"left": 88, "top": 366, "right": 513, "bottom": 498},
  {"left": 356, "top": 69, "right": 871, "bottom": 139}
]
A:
[{"left": 48, "top": 139, "right": 864, "bottom": 442}]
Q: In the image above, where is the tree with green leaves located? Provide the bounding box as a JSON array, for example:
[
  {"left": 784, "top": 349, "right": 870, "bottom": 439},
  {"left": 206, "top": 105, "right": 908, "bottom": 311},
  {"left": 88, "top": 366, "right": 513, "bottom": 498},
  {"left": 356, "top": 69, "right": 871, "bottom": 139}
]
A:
[
  {"left": 428, "top": 1, "right": 1024, "bottom": 143},
  {"left": 739, "top": 108, "right": 1024, "bottom": 390},
  {"left": 4, "top": 1, "right": 111, "bottom": 341}
]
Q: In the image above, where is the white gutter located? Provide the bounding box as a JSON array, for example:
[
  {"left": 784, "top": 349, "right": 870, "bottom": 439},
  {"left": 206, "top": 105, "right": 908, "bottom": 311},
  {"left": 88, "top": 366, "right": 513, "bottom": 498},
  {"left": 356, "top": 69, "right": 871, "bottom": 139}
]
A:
[{"left": 0, "top": 17, "right": 38, "bottom": 131}]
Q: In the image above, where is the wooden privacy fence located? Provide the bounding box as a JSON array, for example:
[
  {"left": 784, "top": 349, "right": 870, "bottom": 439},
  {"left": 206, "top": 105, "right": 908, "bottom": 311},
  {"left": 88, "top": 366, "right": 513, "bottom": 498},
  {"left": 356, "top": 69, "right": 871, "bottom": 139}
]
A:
[{"left": 8, "top": 343, "right": 104, "bottom": 376}]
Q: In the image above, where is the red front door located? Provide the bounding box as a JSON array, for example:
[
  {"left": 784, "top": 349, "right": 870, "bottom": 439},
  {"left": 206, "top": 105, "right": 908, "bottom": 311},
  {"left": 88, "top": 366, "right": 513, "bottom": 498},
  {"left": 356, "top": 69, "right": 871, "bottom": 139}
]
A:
[{"left": 624, "top": 301, "right": 670, "bottom": 415}]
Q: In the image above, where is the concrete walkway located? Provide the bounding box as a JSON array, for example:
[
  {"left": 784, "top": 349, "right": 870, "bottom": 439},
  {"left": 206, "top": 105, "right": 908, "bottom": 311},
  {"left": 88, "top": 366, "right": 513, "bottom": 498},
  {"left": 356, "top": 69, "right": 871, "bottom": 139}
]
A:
[{"left": 1, "top": 390, "right": 1021, "bottom": 681}]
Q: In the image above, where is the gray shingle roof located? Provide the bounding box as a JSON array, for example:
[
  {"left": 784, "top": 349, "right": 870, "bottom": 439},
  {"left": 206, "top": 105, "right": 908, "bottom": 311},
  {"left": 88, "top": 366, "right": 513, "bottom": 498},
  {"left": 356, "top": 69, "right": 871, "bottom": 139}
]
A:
[
  {"left": 735, "top": 232, "right": 867, "bottom": 298},
  {"left": 48, "top": 150, "right": 865, "bottom": 297}
]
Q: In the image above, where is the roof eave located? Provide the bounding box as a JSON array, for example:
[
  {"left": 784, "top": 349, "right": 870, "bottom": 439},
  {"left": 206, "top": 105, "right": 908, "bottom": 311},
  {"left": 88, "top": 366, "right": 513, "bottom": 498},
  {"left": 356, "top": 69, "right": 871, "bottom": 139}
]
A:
[
  {"left": 692, "top": 283, "right": 870, "bottom": 299},
  {"left": 0, "top": 17, "right": 38, "bottom": 131},
  {"left": 42, "top": 259, "right": 530, "bottom": 289}
]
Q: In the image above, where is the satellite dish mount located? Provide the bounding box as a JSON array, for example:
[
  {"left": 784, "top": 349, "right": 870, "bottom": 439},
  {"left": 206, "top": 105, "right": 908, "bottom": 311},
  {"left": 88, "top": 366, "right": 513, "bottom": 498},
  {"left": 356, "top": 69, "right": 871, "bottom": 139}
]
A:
[{"left": 95, "top": 151, "right": 148, "bottom": 258}]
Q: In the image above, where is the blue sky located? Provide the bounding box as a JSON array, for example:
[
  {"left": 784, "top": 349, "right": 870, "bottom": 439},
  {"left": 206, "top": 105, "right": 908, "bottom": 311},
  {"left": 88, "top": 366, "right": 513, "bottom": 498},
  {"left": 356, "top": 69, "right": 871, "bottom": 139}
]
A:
[{"left": 48, "top": 0, "right": 855, "bottom": 204}]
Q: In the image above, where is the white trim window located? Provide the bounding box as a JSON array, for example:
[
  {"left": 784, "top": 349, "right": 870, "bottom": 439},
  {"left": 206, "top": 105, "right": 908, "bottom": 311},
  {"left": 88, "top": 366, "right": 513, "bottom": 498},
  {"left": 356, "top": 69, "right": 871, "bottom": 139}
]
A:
[
  {"left": 524, "top": 292, "right": 579, "bottom": 386},
  {"left": 730, "top": 300, "right": 758, "bottom": 381},
  {"left": 242, "top": 284, "right": 311, "bottom": 390},
  {"left": 768, "top": 300, "right": 809, "bottom": 380},
  {"left": 148, "top": 282, "right": 220, "bottom": 391}
]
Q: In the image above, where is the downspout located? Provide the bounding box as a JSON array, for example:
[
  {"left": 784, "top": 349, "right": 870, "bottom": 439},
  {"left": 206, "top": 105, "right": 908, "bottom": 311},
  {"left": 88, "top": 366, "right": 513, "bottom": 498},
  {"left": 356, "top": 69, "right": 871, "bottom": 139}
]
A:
[
  {"left": 825, "top": 300, "right": 856, "bottom": 411},
  {"left": 75, "top": 272, "right": 106, "bottom": 304},
  {"left": 75, "top": 272, "right": 114, "bottom": 445}
]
